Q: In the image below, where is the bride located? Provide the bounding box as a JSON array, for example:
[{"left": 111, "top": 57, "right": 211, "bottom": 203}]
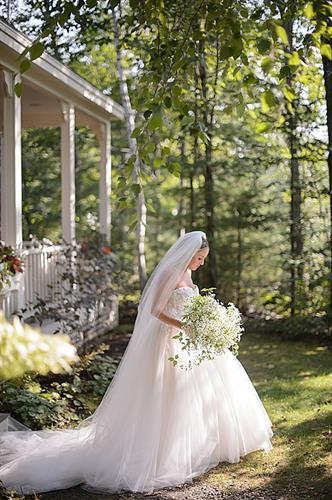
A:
[{"left": 0, "top": 230, "right": 273, "bottom": 495}]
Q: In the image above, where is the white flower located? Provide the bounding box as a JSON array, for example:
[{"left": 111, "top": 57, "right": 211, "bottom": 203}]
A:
[{"left": 170, "top": 292, "right": 244, "bottom": 370}]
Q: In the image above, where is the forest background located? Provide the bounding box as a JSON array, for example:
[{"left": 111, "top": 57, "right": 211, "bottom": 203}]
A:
[{"left": 1, "top": 0, "right": 332, "bottom": 327}]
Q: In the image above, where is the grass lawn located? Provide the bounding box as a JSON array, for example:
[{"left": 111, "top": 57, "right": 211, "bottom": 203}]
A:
[
  {"left": 1, "top": 329, "right": 331, "bottom": 500},
  {"left": 205, "top": 331, "right": 332, "bottom": 499}
]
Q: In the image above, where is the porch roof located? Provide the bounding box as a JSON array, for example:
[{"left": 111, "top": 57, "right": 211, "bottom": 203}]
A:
[{"left": 0, "top": 20, "right": 124, "bottom": 124}]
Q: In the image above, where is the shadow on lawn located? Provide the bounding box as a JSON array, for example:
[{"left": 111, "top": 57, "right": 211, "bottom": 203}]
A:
[
  {"left": 240, "top": 343, "right": 330, "bottom": 380},
  {"left": 259, "top": 411, "right": 332, "bottom": 499}
]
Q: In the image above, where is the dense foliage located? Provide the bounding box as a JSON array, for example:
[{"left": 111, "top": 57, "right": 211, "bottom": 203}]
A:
[{"left": 1, "top": 0, "right": 331, "bottom": 320}]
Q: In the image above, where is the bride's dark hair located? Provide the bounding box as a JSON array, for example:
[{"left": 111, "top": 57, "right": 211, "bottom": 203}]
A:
[{"left": 200, "top": 237, "right": 209, "bottom": 249}]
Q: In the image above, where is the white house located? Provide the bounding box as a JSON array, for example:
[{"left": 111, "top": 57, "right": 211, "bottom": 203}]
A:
[{"left": 0, "top": 20, "right": 124, "bottom": 335}]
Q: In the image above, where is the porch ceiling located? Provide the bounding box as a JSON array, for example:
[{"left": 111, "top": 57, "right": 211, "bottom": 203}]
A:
[
  {"left": 0, "top": 20, "right": 124, "bottom": 124},
  {"left": 0, "top": 78, "right": 109, "bottom": 136}
]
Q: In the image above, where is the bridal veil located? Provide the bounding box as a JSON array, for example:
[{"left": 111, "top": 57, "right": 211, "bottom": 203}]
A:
[{"left": 0, "top": 230, "right": 208, "bottom": 494}]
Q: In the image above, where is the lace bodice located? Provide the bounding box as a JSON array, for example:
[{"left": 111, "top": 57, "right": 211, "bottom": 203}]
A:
[{"left": 164, "top": 285, "right": 199, "bottom": 321}]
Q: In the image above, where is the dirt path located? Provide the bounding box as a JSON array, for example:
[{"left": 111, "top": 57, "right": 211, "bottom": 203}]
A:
[{"left": 18, "top": 475, "right": 317, "bottom": 500}]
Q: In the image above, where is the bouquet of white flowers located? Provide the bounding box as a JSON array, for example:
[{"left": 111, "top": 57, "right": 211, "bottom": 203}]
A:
[{"left": 169, "top": 289, "right": 244, "bottom": 370}]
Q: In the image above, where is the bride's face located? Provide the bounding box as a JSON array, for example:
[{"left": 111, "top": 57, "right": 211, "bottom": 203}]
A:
[{"left": 187, "top": 248, "right": 209, "bottom": 271}]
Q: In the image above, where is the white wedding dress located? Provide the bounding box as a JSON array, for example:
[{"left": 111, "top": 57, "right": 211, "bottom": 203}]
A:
[{"left": 0, "top": 284, "right": 273, "bottom": 495}]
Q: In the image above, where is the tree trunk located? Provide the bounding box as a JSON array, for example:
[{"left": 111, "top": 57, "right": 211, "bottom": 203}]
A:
[
  {"left": 190, "top": 59, "right": 199, "bottom": 231},
  {"left": 289, "top": 110, "right": 304, "bottom": 315},
  {"left": 198, "top": 38, "right": 217, "bottom": 288},
  {"left": 112, "top": 6, "right": 147, "bottom": 290},
  {"left": 322, "top": 38, "right": 332, "bottom": 322},
  {"left": 179, "top": 136, "right": 186, "bottom": 235},
  {"left": 236, "top": 209, "right": 242, "bottom": 307},
  {"left": 284, "top": 19, "right": 304, "bottom": 316}
]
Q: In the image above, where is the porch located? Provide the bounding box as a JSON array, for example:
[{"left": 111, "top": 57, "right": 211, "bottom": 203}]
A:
[{"left": 0, "top": 20, "right": 124, "bottom": 343}]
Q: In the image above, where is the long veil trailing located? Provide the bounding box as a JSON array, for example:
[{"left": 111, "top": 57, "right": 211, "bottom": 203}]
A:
[{"left": 0, "top": 231, "right": 207, "bottom": 495}]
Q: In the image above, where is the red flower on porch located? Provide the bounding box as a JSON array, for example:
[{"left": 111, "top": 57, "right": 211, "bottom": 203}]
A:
[
  {"left": 101, "top": 245, "right": 113, "bottom": 254},
  {"left": 3, "top": 255, "right": 24, "bottom": 274},
  {"left": 0, "top": 245, "right": 24, "bottom": 275}
]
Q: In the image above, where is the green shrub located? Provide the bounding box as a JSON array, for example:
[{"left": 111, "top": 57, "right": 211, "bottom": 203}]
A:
[
  {"left": 244, "top": 315, "right": 332, "bottom": 347},
  {"left": 0, "top": 344, "right": 118, "bottom": 430}
]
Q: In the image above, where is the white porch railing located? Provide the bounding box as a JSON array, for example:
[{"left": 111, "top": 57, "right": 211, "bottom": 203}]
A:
[
  {"left": 0, "top": 243, "right": 118, "bottom": 347},
  {"left": 23, "top": 244, "right": 65, "bottom": 306},
  {"left": 0, "top": 276, "right": 20, "bottom": 318},
  {"left": 0, "top": 244, "right": 65, "bottom": 318}
]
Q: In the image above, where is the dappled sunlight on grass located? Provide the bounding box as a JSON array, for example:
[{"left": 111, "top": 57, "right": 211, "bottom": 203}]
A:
[{"left": 205, "top": 332, "right": 332, "bottom": 499}]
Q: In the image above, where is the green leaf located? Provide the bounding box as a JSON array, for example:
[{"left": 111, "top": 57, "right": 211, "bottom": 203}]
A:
[
  {"left": 145, "top": 142, "right": 155, "bottom": 154},
  {"left": 117, "top": 176, "right": 127, "bottom": 187},
  {"left": 145, "top": 202, "right": 156, "bottom": 213},
  {"left": 198, "top": 130, "right": 211, "bottom": 143},
  {"left": 119, "top": 199, "right": 128, "bottom": 209},
  {"left": 286, "top": 101, "right": 294, "bottom": 114},
  {"left": 219, "top": 45, "right": 233, "bottom": 59},
  {"left": 256, "top": 122, "right": 270, "bottom": 133},
  {"left": 59, "top": 11, "right": 68, "bottom": 27},
  {"left": 283, "top": 86, "right": 296, "bottom": 102},
  {"left": 243, "top": 73, "right": 257, "bottom": 85},
  {"left": 147, "top": 113, "right": 163, "bottom": 131},
  {"left": 164, "top": 96, "right": 172, "bottom": 108},
  {"left": 153, "top": 157, "right": 163, "bottom": 168},
  {"left": 109, "top": 0, "right": 121, "bottom": 6},
  {"left": 241, "top": 53, "right": 249, "bottom": 65},
  {"left": 124, "top": 156, "right": 135, "bottom": 175},
  {"left": 279, "top": 65, "right": 291, "bottom": 79},
  {"left": 236, "top": 103, "right": 245, "bottom": 116},
  {"left": 168, "top": 161, "right": 181, "bottom": 177},
  {"left": 20, "top": 59, "right": 31, "bottom": 74},
  {"left": 261, "top": 56, "right": 274, "bottom": 74},
  {"left": 172, "top": 85, "right": 182, "bottom": 97},
  {"left": 173, "top": 58, "right": 186, "bottom": 71},
  {"left": 232, "top": 37, "right": 243, "bottom": 59},
  {"left": 288, "top": 51, "right": 301, "bottom": 67},
  {"left": 14, "top": 82, "right": 23, "bottom": 97},
  {"left": 128, "top": 220, "right": 138, "bottom": 232},
  {"left": 320, "top": 44, "right": 332, "bottom": 60},
  {"left": 129, "top": 0, "right": 139, "bottom": 8},
  {"left": 304, "top": 4, "right": 315, "bottom": 19},
  {"left": 128, "top": 214, "right": 138, "bottom": 226},
  {"left": 29, "top": 42, "right": 44, "bottom": 61},
  {"left": 261, "top": 90, "right": 277, "bottom": 113},
  {"left": 192, "top": 30, "right": 203, "bottom": 41},
  {"left": 274, "top": 25, "right": 289, "bottom": 45},
  {"left": 131, "top": 127, "right": 141, "bottom": 138},
  {"left": 131, "top": 183, "right": 141, "bottom": 195},
  {"left": 277, "top": 114, "right": 286, "bottom": 126},
  {"left": 257, "top": 38, "right": 271, "bottom": 54}
]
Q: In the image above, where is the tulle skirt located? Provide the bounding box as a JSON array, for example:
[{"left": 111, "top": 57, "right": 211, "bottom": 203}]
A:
[{"left": 0, "top": 326, "right": 273, "bottom": 495}]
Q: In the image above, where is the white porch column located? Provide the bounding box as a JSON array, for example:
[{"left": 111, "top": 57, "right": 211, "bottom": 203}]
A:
[
  {"left": 98, "top": 122, "right": 111, "bottom": 244},
  {"left": 1, "top": 70, "right": 22, "bottom": 248},
  {"left": 61, "top": 102, "right": 76, "bottom": 244}
]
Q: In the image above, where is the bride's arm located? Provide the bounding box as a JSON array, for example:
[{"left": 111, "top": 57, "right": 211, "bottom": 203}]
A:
[{"left": 157, "top": 311, "right": 182, "bottom": 329}]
